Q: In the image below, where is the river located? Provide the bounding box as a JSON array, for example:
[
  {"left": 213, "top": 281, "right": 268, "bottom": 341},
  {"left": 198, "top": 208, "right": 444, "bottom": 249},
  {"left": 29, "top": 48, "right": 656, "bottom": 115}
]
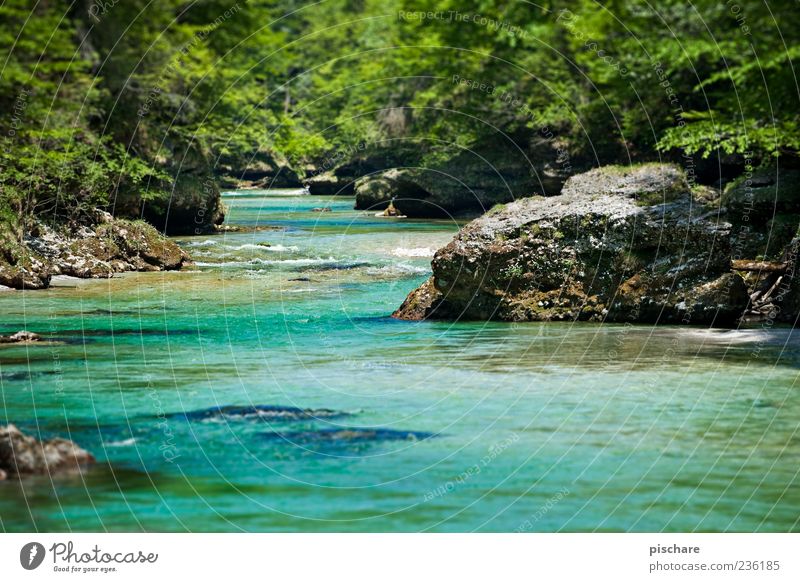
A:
[{"left": 0, "top": 190, "right": 797, "bottom": 532}]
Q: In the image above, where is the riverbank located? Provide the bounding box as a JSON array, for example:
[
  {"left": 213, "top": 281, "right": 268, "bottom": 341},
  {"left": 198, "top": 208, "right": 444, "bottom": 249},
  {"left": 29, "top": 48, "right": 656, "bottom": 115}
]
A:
[{"left": 0, "top": 213, "right": 191, "bottom": 290}]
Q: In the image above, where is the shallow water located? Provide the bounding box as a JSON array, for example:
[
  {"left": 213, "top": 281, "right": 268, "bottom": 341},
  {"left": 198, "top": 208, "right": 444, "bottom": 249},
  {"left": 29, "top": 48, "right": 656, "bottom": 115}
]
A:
[{"left": 0, "top": 190, "right": 798, "bottom": 532}]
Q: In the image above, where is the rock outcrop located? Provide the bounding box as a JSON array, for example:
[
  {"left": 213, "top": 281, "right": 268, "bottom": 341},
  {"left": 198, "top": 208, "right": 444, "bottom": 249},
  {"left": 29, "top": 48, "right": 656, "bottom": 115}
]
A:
[
  {"left": 215, "top": 150, "right": 303, "bottom": 190},
  {"left": 0, "top": 215, "right": 191, "bottom": 290},
  {"left": 305, "top": 171, "right": 356, "bottom": 195},
  {"left": 0, "top": 424, "right": 95, "bottom": 478},
  {"left": 394, "top": 164, "right": 752, "bottom": 325},
  {"left": 353, "top": 136, "right": 575, "bottom": 217},
  {"left": 144, "top": 172, "right": 226, "bottom": 236},
  {"left": 724, "top": 168, "right": 800, "bottom": 324},
  {"left": 354, "top": 159, "right": 542, "bottom": 218},
  {"left": 303, "top": 144, "right": 427, "bottom": 196},
  {"left": 111, "top": 140, "right": 225, "bottom": 235}
]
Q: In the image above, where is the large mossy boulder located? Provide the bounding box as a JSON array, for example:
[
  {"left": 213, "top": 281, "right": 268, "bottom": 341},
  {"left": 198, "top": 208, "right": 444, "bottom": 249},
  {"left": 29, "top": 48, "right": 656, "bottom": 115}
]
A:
[
  {"left": 0, "top": 216, "right": 190, "bottom": 290},
  {"left": 724, "top": 168, "right": 800, "bottom": 261},
  {"left": 124, "top": 141, "right": 225, "bottom": 235},
  {"left": 140, "top": 171, "right": 225, "bottom": 236},
  {"left": 394, "top": 163, "right": 749, "bottom": 325},
  {"left": 724, "top": 168, "right": 800, "bottom": 220}
]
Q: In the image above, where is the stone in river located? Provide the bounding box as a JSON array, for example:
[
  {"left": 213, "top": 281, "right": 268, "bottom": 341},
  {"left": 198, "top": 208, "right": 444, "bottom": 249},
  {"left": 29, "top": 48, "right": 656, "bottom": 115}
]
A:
[
  {"left": 0, "top": 331, "right": 42, "bottom": 344},
  {"left": 0, "top": 424, "right": 95, "bottom": 477},
  {"left": 395, "top": 163, "right": 749, "bottom": 325}
]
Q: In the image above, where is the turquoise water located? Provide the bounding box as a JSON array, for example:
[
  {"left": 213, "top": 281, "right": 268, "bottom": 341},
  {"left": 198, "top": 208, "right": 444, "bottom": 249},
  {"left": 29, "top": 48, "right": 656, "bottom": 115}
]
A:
[{"left": 1, "top": 190, "right": 798, "bottom": 532}]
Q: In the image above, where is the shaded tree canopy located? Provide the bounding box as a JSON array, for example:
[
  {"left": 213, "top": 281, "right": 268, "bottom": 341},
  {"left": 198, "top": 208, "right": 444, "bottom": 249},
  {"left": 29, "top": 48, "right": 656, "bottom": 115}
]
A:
[{"left": 1, "top": 0, "right": 798, "bottom": 230}]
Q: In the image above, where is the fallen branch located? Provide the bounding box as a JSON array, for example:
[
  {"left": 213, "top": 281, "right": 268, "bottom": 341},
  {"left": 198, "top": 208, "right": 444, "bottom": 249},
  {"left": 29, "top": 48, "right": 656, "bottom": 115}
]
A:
[{"left": 731, "top": 260, "right": 787, "bottom": 273}]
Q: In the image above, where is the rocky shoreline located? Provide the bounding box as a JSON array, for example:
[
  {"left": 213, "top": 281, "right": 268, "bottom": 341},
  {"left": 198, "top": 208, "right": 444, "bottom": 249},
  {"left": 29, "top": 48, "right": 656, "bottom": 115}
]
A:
[
  {"left": 0, "top": 213, "right": 191, "bottom": 291},
  {"left": 394, "top": 164, "right": 799, "bottom": 326}
]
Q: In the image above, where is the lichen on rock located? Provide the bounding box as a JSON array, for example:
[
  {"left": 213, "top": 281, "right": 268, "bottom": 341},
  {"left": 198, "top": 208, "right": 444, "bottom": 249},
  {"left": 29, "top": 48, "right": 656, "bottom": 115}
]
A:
[
  {"left": 394, "top": 163, "right": 750, "bottom": 325},
  {"left": 0, "top": 214, "right": 191, "bottom": 290}
]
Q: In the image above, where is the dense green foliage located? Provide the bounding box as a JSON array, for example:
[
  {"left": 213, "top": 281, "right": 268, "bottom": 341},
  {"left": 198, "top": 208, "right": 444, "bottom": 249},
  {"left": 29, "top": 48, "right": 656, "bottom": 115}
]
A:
[{"left": 1, "top": 0, "right": 798, "bottom": 233}]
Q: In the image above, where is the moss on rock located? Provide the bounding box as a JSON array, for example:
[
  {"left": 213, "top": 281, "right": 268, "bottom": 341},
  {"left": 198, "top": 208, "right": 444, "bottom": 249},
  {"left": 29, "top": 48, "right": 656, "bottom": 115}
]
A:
[
  {"left": 0, "top": 215, "right": 190, "bottom": 290},
  {"left": 394, "top": 163, "right": 748, "bottom": 325}
]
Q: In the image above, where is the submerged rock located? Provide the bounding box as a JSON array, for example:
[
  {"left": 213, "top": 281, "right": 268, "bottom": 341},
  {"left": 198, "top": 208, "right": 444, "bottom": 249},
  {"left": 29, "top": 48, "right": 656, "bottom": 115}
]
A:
[
  {"left": 395, "top": 163, "right": 749, "bottom": 325},
  {"left": 0, "top": 424, "right": 95, "bottom": 477},
  {"left": 297, "top": 260, "right": 370, "bottom": 272},
  {"left": 262, "top": 427, "right": 436, "bottom": 448},
  {"left": 168, "top": 404, "right": 351, "bottom": 422}
]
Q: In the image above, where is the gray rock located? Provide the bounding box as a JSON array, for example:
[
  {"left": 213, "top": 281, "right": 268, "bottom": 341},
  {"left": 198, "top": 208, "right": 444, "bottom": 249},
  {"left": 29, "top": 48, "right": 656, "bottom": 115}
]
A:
[
  {"left": 394, "top": 163, "right": 748, "bottom": 325},
  {"left": 352, "top": 138, "right": 574, "bottom": 218},
  {"left": 216, "top": 151, "right": 303, "bottom": 189},
  {"left": 305, "top": 172, "right": 355, "bottom": 195},
  {"left": 560, "top": 164, "right": 689, "bottom": 202},
  {"left": 0, "top": 218, "right": 190, "bottom": 291},
  {"left": 724, "top": 168, "right": 800, "bottom": 220},
  {"left": 354, "top": 161, "right": 536, "bottom": 218},
  {"left": 0, "top": 424, "right": 95, "bottom": 477}
]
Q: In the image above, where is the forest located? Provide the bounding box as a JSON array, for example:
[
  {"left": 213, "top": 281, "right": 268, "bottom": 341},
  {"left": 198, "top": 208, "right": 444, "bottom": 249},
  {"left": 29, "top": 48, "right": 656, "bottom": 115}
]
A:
[{"left": 1, "top": 0, "right": 798, "bottom": 237}]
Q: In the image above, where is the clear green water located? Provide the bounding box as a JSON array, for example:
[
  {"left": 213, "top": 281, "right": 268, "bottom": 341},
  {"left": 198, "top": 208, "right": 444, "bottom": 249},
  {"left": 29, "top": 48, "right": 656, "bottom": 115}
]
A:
[{"left": 1, "top": 191, "right": 798, "bottom": 532}]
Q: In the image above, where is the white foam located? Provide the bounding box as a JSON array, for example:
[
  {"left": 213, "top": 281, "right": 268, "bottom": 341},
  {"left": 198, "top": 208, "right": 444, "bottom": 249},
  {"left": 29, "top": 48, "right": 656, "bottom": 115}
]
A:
[
  {"left": 196, "top": 257, "right": 336, "bottom": 268},
  {"left": 106, "top": 438, "right": 136, "bottom": 447},
  {"left": 227, "top": 243, "right": 298, "bottom": 252},
  {"left": 366, "top": 264, "right": 429, "bottom": 277},
  {"left": 392, "top": 247, "right": 435, "bottom": 258}
]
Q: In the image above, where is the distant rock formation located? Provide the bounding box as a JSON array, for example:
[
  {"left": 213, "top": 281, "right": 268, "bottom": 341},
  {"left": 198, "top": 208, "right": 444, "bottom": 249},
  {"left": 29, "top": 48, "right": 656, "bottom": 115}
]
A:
[
  {"left": 215, "top": 150, "right": 303, "bottom": 190},
  {"left": 353, "top": 137, "right": 575, "bottom": 218}
]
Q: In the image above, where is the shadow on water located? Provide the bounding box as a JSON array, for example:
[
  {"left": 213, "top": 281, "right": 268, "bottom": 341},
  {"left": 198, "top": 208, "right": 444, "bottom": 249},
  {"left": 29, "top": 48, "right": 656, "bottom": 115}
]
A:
[{"left": 260, "top": 428, "right": 438, "bottom": 457}]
